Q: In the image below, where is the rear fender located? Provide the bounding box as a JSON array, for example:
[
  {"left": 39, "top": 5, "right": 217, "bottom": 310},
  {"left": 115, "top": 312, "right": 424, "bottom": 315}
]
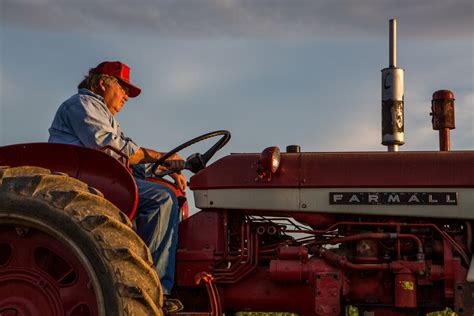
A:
[{"left": 0, "top": 143, "right": 138, "bottom": 218}]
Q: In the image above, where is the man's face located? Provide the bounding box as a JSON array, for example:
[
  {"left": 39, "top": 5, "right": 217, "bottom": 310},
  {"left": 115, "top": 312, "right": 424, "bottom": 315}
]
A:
[{"left": 102, "top": 79, "right": 129, "bottom": 115}]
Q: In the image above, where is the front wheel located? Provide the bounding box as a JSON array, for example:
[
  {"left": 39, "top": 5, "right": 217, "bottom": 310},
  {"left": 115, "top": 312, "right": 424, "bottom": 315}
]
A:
[{"left": 0, "top": 166, "right": 163, "bottom": 316}]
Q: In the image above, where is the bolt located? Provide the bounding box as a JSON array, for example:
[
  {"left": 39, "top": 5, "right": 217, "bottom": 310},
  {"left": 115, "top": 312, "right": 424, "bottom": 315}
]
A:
[
  {"left": 301, "top": 203, "right": 307, "bottom": 209},
  {"left": 15, "top": 227, "right": 30, "bottom": 237}
]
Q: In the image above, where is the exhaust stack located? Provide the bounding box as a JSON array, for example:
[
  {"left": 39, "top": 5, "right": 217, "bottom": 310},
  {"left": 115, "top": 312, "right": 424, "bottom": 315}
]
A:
[{"left": 382, "top": 18, "right": 405, "bottom": 152}]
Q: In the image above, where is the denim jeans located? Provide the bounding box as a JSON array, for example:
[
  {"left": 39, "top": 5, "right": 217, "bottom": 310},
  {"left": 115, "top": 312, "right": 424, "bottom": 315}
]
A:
[{"left": 133, "top": 177, "right": 180, "bottom": 295}]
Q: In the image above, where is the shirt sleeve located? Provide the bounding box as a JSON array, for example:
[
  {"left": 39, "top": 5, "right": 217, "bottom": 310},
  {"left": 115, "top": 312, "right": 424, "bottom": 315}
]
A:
[{"left": 65, "top": 96, "right": 140, "bottom": 157}]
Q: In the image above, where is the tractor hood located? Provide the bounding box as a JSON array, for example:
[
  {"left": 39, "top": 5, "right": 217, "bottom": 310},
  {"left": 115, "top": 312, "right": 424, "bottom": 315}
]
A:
[{"left": 189, "top": 151, "right": 474, "bottom": 219}]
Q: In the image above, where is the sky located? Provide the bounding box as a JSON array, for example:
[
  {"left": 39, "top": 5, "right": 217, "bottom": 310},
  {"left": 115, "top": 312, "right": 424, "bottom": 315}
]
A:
[{"left": 0, "top": 0, "right": 473, "bottom": 208}]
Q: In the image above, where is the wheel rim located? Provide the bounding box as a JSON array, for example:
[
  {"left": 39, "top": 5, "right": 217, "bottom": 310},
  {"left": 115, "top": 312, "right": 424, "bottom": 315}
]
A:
[{"left": 0, "top": 223, "right": 102, "bottom": 316}]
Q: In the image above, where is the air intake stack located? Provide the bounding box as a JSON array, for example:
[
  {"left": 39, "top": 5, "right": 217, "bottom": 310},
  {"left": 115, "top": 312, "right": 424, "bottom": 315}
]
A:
[
  {"left": 431, "top": 90, "right": 455, "bottom": 151},
  {"left": 381, "top": 18, "right": 405, "bottom": 152}
]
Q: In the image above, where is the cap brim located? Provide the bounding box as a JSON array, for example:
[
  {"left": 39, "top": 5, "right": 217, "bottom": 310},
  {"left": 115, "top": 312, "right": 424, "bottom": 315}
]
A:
[{"left": 119, "top": 79, "right": 141, "bottom": 98}]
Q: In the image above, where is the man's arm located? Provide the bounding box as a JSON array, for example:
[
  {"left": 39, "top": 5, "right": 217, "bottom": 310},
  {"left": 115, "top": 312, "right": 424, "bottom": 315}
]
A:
[
  {"left": 129, "top": 147, "right": 183, "bottom": 167},
  {"left": 130, "top": 147, "right": 187, "bottom": 192},
  {"left": 129, "top": 147, "right": 163, "bottom": 164},
  {"left": 64, "top": 96, "right": 186, "bottom": 191},
  {"left": 65, "top": 97, "right": 140, "bottom": 157}
]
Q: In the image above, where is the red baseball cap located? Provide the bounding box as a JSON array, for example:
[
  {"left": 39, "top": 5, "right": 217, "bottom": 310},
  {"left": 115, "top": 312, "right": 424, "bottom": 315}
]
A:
[{"left": 91, "top": 61, "right": 141, "bottom": 97}]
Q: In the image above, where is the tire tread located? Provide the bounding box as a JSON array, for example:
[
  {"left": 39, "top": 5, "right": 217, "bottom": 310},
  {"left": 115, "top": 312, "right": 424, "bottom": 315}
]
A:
[{"left": 0, "top": 166, "right": 163, "bottom": 315}]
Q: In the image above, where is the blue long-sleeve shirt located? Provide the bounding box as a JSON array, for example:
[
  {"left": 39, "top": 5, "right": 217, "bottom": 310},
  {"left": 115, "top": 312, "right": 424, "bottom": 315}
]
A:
[{"left": 49, "top": 88, "right": 140, "bottom": 157}]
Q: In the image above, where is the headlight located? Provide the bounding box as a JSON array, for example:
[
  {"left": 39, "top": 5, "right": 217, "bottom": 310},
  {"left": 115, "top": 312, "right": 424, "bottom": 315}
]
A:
[{"left": 256, "top": 146, "right": 281, "bottom": 181}]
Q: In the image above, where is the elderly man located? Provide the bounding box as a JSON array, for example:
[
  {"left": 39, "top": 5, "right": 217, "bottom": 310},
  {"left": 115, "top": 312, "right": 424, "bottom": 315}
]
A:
[{"left": 49, "top": 61, "right": 184, "bottom": 312}]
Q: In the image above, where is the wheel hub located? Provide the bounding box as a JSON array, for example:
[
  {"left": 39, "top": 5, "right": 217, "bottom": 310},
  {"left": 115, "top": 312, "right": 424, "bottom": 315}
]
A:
[
  {"left": 0, "top": 269, "right": 62, "bottom": 316},
  {"left": 0, "top": 226, "right": 99, "bottom": 316}
]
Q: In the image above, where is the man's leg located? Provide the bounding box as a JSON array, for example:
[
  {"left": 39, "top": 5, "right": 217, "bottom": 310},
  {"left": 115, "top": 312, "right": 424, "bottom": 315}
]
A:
[{"left": 133, "top": 178, "right": 180, "bottom": 295}]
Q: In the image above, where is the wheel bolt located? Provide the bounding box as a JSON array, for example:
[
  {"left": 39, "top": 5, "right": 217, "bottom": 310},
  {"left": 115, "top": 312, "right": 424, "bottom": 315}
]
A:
[{"left": 15, "top": 227, "right": 30, "bottom": 236}]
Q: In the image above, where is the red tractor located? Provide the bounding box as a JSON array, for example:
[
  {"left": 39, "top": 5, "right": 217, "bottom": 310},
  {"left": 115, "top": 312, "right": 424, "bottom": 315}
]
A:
[
  {"left": 1, "top": 20, "right": 473, "bottom": 316},
  {"left": 1, "top": 97, "right": 473, "bottom": 316}
]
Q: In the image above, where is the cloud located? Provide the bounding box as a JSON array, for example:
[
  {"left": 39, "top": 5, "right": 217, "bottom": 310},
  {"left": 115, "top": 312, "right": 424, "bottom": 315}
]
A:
[
  {"left": 1, "top": 0, "right": 472, "bottom": 38},
  {"left": 155, "top": 63, "right": 211, "bottom": 98}
]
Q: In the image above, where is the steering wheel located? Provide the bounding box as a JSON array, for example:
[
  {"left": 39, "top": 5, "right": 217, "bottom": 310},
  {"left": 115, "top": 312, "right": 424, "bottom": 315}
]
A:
[{"left": 151, "top": 130, "right": 231, "bottom": 177}]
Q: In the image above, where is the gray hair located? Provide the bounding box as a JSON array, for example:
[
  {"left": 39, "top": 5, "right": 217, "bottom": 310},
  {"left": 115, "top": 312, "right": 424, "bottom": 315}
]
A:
[{"left": 77, "top": 72, "right": 117, "bottom": 93}]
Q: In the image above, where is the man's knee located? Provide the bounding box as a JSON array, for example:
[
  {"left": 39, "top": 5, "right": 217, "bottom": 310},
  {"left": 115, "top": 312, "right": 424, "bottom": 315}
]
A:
[{"left": 139, "top": 181, "right": 174, "bottom": 201}]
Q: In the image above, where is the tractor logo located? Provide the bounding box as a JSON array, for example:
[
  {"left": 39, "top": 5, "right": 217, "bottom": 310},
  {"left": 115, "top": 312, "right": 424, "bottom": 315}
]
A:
[{"left": 329, "top": 192, "right": 458, "bottom": 205}]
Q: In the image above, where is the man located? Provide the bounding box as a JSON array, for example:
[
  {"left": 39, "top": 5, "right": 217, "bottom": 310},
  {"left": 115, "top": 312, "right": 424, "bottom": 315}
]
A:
[{"left": 49, "top": 61, "right": 184, "bottom": 313}]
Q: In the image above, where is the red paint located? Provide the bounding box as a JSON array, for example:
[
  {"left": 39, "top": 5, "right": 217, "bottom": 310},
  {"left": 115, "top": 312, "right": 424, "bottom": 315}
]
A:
[
  {"left": 277, "top": 246, "right": 309, "bottom": 263},
  {"left": 394, "top": 270, "right": 417, "bottom": 308},
  {"left": 431, "top": 90, "right": 455, "bottom": 151},
  {"left": 190, "top": 151, "right": 474, "bottom": 189},
  {"left": 314, "top": 272, "right": 342, "bottom": 315},
  {"left": 0, "top": 226, "right": 99, "bottom": 315},
  {"left": 0, "top": 143, "right": 138, "bottom": 218},
  {"left": 2, "top": 143, "right": 472, "bottom": 314},
  {"left": 175, "top": 209, "right": 472, "bottom": 314},
  {"left": 220, "top": 267, "right": 316, "bottom": 316}
]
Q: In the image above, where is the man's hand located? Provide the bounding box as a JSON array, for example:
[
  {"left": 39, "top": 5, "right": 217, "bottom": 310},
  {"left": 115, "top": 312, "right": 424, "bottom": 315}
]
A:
[
  {"left": 164, "top": 159, "right": 185, "bottom": 171},
  {"left": 167, "top": 153, "right": 186, "bottom": 192},
  {"left": 164, "top": 153, "right": 185, "bottom": 170},
  {"left": 170, "top": 172, "right": 187, "bottom": 192},
  {"left": 131, "top": 148, "right": 187, "bottom": 191}
]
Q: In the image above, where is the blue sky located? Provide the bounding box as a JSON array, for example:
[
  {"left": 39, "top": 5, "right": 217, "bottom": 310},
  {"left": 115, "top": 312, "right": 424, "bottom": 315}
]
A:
[{"left": 1, "top": 1, "right": 473, "bottom": 169}]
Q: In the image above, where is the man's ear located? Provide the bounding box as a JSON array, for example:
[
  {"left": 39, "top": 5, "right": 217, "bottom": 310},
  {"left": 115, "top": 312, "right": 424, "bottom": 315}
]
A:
[{"left": 98, "top": 79, "right": 108, "bottom": 93}]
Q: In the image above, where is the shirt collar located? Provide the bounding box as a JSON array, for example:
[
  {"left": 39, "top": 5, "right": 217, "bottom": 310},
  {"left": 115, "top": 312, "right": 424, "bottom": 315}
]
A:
[
  {"left": 78, "top": 88, "right": 105, "bottom": 102},
  {"left": 78, "top": 88, "right": 113, "bottom": 116}
]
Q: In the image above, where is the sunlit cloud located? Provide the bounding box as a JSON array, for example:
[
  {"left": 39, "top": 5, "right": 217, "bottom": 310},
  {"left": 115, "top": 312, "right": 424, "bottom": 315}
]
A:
[
  {"left": 1, "top": 0, "right": 472, "bottom": 38},
  {"left": 0, "top": 1, "right": 471, "bottom": 153}
]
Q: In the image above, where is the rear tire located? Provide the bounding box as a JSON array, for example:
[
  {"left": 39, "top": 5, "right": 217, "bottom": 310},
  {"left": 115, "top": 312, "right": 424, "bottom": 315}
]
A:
[{"left": 0, "top": 166, "right": 163, "bottom": 316}]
